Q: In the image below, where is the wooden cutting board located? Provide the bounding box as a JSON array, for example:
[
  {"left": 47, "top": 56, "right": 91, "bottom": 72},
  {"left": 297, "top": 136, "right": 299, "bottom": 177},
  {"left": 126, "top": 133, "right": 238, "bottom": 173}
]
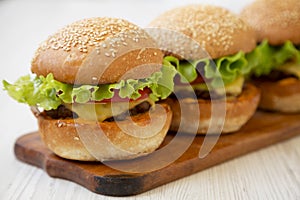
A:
[{"left": 14, "top": 111, "right": 300, "bottom": 196}]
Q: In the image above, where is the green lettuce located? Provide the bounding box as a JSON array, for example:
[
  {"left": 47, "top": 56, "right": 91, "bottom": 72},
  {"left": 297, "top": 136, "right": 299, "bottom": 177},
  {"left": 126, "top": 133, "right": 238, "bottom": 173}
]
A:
[
  {"left": 163, "top": 51, "right": 249, "bottom": 88},
  {"left": 246, "top": 40, "right": 300, "bottom": 77},
  {"left": 3, "top": 65, "right": 177, "bottom": 110}
]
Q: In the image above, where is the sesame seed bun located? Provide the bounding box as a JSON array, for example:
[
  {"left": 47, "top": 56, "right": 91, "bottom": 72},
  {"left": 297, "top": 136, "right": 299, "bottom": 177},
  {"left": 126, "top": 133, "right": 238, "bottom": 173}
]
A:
[
  {"left": 35, "top": 103, "right": 172, "bottom": 161},
  {"left": 31, "top": 17, "right": 164, "bottom": 85},
  {"left": 148, "top": 4, "right": 256, "bottom": 59},
  {"left": 240, "top": 0, "right": 300, "bottom": 45}
]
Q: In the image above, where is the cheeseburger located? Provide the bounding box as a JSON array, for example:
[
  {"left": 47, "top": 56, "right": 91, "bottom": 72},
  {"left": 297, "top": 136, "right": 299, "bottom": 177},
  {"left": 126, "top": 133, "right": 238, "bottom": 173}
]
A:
[
  {"left": 241, "top": 0, "right": 300, "bottom": 113},
  {"left": 3, "top": 17, "right": 176, "bottom": 161},
  {"left": 148, "top": 5, "right": 261, "bottom": 134}
]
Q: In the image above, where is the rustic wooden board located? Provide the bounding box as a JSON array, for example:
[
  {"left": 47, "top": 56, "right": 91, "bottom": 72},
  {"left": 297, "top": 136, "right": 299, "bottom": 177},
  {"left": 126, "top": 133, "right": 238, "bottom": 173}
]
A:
[{"left": 14, "top": 111, "right": 300, "bottom": 196}]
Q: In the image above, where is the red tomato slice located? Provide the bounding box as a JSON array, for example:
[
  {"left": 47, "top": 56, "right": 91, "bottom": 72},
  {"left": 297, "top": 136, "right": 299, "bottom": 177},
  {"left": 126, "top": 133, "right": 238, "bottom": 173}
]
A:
[
  {"left": 174, "top": 74, "right": 205, "bottom": 86},
  {"left": 190, "top": 75, "right": 205, "bottom": 85},
  {"left": 97, "top": 87, "right": 151, "bottom": 103}
]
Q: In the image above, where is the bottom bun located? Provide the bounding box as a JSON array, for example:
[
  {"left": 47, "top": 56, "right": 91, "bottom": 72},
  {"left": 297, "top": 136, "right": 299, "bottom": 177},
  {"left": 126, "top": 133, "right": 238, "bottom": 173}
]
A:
[
  {"left": 164, "top": 83, "right": 260, "bottom": 134},
  {"left": 36, "top": 103, "right": 172, "bottom": 161},
  {"left": 253, "top": 78, "right": 300, "bottom": 113}
]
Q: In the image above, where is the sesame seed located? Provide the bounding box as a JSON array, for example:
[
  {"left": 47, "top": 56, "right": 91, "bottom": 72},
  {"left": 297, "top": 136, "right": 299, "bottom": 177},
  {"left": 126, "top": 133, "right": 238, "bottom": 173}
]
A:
[
  {"left": 49, "top": 38, "right": 57, "bottom": 43},
  {"left": 51, "top": 42, "right": 60, "bottom": 50},
  {"left": 92, "top": 77, "right": 98, "bottom": 81},
  {"left": 57, "top": 121, "right": 66, "bottom": 128},
  {"left": 63, "top": 47, "right": 71, "bottom": 51}
]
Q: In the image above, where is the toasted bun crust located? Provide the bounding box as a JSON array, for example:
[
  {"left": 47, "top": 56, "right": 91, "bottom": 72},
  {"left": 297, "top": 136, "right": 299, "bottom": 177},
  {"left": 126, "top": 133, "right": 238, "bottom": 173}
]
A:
[
  {"left": 163, "top": 84, "right": 260, "bottom": 134},
  {"left": 148, "top": 4, "right": 256, "bottom": 59},
  {"left": 240, "top": 0, "right": 300, "bottom": 45},
  {"left": 253, "top": 78, "right": 300, "bottom": 113},
  {"left": 36, "top": 104, "right": 172, "bottom": 161},
  {"left": 31, "top": 18, "right": 164, "bottom": 85}
]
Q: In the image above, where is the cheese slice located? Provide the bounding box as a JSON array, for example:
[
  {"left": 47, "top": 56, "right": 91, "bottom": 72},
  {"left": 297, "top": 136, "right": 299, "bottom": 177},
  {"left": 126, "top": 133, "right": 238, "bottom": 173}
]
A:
[
  {"left": 215, "top": 76, "right": 244, "bottom": 96},
  {"left": 64, "top": 97, "right": 155, "bottom": 122},
  {"left": 174, "top": 76, "right": 245, "bottom": 97},
  {"left": 276, "top": 62, "right": 300, "bottom": 78}
]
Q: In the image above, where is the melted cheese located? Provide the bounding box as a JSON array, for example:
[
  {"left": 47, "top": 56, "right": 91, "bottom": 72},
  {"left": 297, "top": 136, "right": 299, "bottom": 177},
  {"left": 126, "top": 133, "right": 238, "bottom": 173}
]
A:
[
  {"left": 277, "top": 62, "right": 300, "bottom": 78},
  {"left": 65, "top": 97, "right": 155, "bottom": 122},
  {"left": 215, "top": 76, "right": 244, "bottom": 96},
  {"left": 174, "top": 76, "right": 244, "bottom": 96}
]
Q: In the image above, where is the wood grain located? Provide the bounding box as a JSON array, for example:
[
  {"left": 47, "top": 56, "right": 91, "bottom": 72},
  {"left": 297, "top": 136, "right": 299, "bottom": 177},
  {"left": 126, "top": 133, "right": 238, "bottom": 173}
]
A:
[{"left": 14, "top": 111, "right": 300, "bottom": 196}]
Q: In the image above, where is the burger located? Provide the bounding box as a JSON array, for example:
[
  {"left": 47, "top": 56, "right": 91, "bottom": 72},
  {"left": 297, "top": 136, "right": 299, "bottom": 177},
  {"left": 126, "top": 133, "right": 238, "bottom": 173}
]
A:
[
  {"left": 240, "top": 0, "right": 300, "bottom": 113},
  {"left": 3, "top": 17, "right": 176, "bottom": 161},
  {"left": 148, "top": 5, "right": 261, "bottom": 134}
]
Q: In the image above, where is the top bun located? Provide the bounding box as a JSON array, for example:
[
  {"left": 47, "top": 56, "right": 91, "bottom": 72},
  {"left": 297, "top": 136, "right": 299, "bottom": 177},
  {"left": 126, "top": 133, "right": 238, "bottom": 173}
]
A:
[
  {"left": 148, "top": 5, "right": 256, "bottom": 60},
  {"left": 240, "top": 0, "right": 300, "bottom": 45},
  {"left": 31, "top": 17, "right": 164, "bottom": 85}
]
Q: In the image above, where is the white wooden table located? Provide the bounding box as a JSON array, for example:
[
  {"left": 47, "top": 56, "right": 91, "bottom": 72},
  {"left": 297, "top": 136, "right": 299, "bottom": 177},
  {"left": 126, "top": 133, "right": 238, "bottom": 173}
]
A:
[{"left": 1, "top": 0, "right": 300, "bottom": 199}]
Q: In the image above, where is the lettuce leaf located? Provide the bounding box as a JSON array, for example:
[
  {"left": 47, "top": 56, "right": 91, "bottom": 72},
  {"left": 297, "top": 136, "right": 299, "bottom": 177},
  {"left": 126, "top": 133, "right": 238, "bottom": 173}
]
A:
[
  {"left": 163, "top": 51, "right": 249, "bottom": 88},
  {"left": 3, "top": 65, "right": 177, "bottom": 110},
  {"left": 149, "top": 62, "right": 177, "bottom": 101},
  {"left": 246, "top": 40, "right": 300, "bottom": 77}
]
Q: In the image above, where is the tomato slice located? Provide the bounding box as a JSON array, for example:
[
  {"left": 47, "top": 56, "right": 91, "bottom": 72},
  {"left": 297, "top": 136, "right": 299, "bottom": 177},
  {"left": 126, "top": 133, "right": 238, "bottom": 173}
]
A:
[
  {"left": 97, "top": 87, "right": 151, "bottom": 103},
  {"left": 174, "top": 74, "right": 205, "bottom": 86},
  {"left": 190, "top": 75, "right": 205, "bottom": 85}
]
